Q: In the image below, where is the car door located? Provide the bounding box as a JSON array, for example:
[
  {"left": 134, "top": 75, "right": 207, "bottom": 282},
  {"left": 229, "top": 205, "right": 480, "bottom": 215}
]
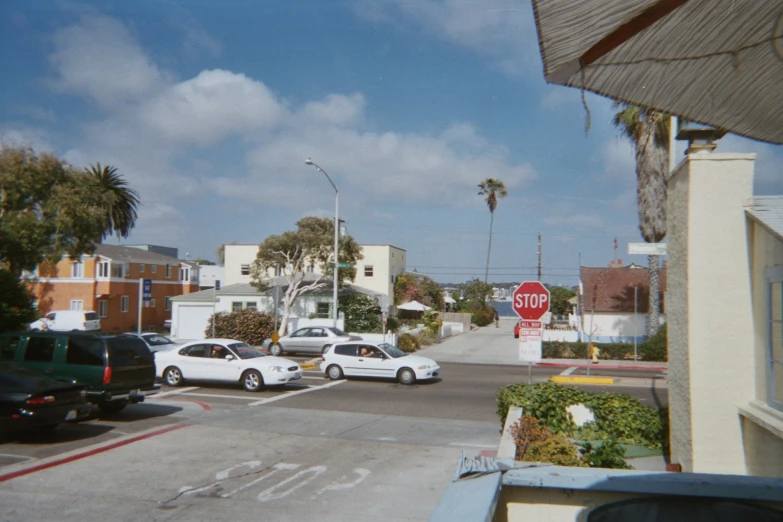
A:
[
  {"left": 20, "top": 335, "right": 58, "bottom": 378},
  {"left": 331, "top": 344, "right": 361, "bottom": 376},
  {"left": 303, "top": 328, "right": 328, "bottom": 354},
  {"left": 283, "top": 328, "right": 311, "bottom": 352},
  {"left": 201, "top": 344, "right": 241, "bottom": 382},
  {"left": 177, "top": 344, "right": 211, "bottom": 379},
  {"left": 356, "top": 345, "right": 396, "bottom": 379}
]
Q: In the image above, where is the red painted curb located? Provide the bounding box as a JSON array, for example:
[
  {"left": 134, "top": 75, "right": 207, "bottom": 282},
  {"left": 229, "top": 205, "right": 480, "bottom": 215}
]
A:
[
  {"left": 537, "top": 362, "right": 668, "bottom": 371},
  {"left": 163, "top": 398, "right": 212, "bottom": 411},
  {"left": 0, "top": 423, "right": 190, "bottom": 483}
]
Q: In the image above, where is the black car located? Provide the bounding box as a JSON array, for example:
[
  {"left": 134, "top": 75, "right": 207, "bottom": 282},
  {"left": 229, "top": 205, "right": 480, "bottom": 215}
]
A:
[{"left": 0, "top": 363, "right": 92, "bottom": 435}]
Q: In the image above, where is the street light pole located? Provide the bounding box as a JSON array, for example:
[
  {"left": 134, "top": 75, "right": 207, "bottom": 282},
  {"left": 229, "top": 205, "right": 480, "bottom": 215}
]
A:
[{"left": 305, "top": 159, "right": 339, "bottom": 329}]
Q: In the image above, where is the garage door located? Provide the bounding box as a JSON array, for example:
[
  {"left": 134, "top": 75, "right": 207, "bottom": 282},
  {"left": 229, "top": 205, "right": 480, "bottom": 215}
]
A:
[{"left": 176, "top": 305, "right": 213, "bottom": 341}]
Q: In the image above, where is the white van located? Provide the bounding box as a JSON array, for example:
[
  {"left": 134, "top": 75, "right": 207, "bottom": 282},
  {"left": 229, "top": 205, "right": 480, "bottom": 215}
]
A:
[{"left": 29, "top": 310, "right": 101, "bottom": 332}]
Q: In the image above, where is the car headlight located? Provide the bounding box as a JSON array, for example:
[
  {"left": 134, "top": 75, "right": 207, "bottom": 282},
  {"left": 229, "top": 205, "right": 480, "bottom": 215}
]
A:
[
  {"left": 268, "top": 366, "right": 284, "bottom": 372},
  {"left": 418, "top": 365, "right": 431, "bottom": 370}
]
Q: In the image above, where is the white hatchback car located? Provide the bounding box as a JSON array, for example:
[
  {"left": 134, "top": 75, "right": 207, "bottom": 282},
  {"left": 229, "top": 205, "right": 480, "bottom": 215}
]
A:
[
  {"left": 155, "top": 339, "right": 302, "bottom": 392},
  {"left": 320, "top": 341, "right": 440, "bottom": 385}
]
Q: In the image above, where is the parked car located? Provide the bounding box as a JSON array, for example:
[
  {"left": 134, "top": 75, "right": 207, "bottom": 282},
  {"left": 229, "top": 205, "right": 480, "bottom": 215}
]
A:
[
  {"left": 0, "top": 363, "right": 92, "bottom": 435},
  {"left": 29, "top": 310, "right": 101, "bottom": 332},
  {"left": 127, "top": 332, "right": 181, "bottom": 353},
  {"left": 320, "top": 341, "right": 440, "bottom": 385},
  {"left": 154, "top": 339, "right": 302, "bottom": 392},
  {"left": 269, "top": 326, "right": 362, "bottom": 356},
  {"left": 0, "top": 331, "right": 159, "bottom": 415}
]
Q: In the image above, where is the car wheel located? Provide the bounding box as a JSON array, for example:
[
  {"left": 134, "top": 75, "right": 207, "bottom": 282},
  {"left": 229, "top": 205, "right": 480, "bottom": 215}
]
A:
[
  {"left": 398, "top": 367, "right": 416, "bottom": 385},
  {"left": 270, "top": 344, "right": 283, "bottom": 356},
  {"left": 326, "top": 365, "right": 343, "bottom": 380},
  {"left": 242, "top": 370, "right": 264, "bottom": 392},
  {"left": 321, "top": 344, "right": 332, "bottom": 354},
  {"left": 98, "top": 402, "right": 127, "bottom": 415},
  {"left": 35, "top": 424, "right": 59, "bottom": 436},
  {"left": 164, "top": 366, "right": 184, "bottom": 387}
]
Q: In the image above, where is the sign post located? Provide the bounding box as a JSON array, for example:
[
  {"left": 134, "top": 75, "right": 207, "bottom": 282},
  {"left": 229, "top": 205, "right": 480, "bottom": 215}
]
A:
[
  {"left": 512, "top": 281, "right": 551, "bottom": 384},
  {"left": 212, "top": 280, "right": 220, "bottom": 339},
  {"left": 138, "top": 278, "right": 152, "bottom": 335}
]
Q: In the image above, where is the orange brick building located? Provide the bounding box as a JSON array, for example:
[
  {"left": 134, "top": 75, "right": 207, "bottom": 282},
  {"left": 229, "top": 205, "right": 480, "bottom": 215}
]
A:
[{"left": 30, "top": 245, "right": 199, "bottom": 333}]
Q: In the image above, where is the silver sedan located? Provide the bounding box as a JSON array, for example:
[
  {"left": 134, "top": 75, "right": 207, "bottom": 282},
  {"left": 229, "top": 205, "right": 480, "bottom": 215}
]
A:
[{"left": 270, "top": 327, "right": 361, "bottom": 356}]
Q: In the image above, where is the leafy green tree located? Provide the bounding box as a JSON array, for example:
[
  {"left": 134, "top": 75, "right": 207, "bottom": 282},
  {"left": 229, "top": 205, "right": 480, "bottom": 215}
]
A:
[
  {"left": 87, "top": 163, "right": 140, "bottom": 240},
  {"left": 612, "top": 104, "right": 669, "bottom": 336},
  {"left": 549, "top": 286, "right": 576, "bottom": 315},
  {"left": 461, "top": 278, "right": 493, "bottom": 308},
  {"left": 393, "top": 273, "right": 445, "bottom": 310},
  {"left": 0, "top": 146, "right": 112, "bottom": 277},
  {"left": 251, "top": 216, "right": 363, "bottom": 335},
  {"left": 478, "top": 178, "right": 507, "bottom": 284},
  {"left": 0, "top": 269, "right": 37, "bottom": 332},
  {"left": 339, "top": 294, "right": 381, "bottom": 333}
]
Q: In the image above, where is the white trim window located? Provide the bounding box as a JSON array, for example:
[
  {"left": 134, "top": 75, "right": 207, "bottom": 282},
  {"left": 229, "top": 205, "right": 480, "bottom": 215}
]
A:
[
  {"left": 364, "top": 265, "right": 374, "bottom": 277},
  {"left": 166, "top": 264, "right": 172, "bottom": 278},
  {"left": 150, "top": 298, "right": 156, "bottom": 308},
  {"left": 98, "top": 261, "right": 109, "bottom": 278},
  {"left": 111, "top": 263, "right": 125, "bottom": 278},
  {"left": 140, "top": 263, "right": 145, "bottom": 273},
  {"left": 99, "top": 300, "right": 108, "bottom": 318},
  {"left": 274, "top": 265, "right": 283, "bottom": 277},
  {"left": 71, "top": 262, "right": 84, "bottom": 278},
  {"left": 165, "top": 296, "right": 171, "bottom": 311},
  {"left": 241, "top": 264, "right": 250, "bottom": 276},
  {"left": 70, "top": 299, "right": 84, "bottom": 311},
  {"left": 151, "top": 265, "right": 157, "bottom": 274},
  {"left": 767, "top": 267, "right": 783, "bottom": 412},
  {"left": 121, "top": 296, "right": 129, "bottom": 313},
  {"left": 180, "top": 266, "right": 190, "bottom": 282}
]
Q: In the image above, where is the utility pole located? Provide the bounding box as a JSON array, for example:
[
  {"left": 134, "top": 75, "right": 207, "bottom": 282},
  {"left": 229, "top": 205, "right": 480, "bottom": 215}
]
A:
[{"left": 537, "top": 231, "right": 542, "bottom": 282}]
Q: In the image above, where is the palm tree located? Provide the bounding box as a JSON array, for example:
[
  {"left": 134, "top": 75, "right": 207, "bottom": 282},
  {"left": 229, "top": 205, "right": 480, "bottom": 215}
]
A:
[
  {"left": 612, "top": 103, "right": 670, "bottom": 337},
  {"left": 87, "top": 163, "right": 140, "bottom": 240},
  {"left": 478, "top": 178, "right": 507, "bottom": 285}
]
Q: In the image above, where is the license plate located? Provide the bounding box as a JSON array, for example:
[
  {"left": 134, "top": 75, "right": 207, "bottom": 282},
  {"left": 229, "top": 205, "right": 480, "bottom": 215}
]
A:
[
  {"left": 65, "top": 410, "right": 77, "bottom": 420},
  {"left": 292, "top": 373, "right": 302, "bottom": 380},
  {"left": 130, "top": 389, "right": 139, "bottom": 396}
]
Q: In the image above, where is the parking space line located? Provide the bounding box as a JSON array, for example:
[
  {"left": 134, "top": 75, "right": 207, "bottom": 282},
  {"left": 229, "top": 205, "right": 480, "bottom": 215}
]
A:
[
  {"left": 559, "top": 367, "right": 578, "bottom": 376},
  {"left": 448, "top": 443, "right": 497, "bottom": 449},
  {"left": 177, "top": 392, "right": 260, "bottom": 401},
  {"left": 150, "top": 386, "right": 199, "bottom": 399},
  {"left": 249, "top": 380, "right": 345, "bottom": 406}
]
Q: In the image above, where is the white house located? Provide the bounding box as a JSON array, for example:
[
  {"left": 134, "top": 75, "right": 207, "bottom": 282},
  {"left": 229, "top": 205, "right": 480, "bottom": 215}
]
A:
[
  {"left": 196, "top": 264, "right": 224, "bottom": 290},
  {"left": 576, "top": 265, "right": 666, "bottom": 343}
]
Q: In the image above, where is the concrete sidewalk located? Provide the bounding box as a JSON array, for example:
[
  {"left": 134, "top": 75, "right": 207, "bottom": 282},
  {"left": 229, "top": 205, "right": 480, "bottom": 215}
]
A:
[{"left": 420, "top": 317, "right": 667, "bottom": 371}]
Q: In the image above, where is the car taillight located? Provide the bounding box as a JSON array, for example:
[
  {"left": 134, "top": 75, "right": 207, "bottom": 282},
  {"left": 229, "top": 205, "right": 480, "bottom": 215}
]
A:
[
  {"left": 103, "top": 366, "right": 112, "bottom": 384},
  {"left": 26, "top": 395, "right": 56, "bottom": 405},
  {"left": 321, "top": 356, "right": 325, "bottom": 361}
]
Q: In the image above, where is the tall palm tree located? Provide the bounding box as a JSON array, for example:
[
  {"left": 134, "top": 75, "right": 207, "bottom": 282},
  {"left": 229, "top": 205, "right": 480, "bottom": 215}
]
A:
[
  {"left": 612, "top": 103, "right": 670, "bottom": 337},
  {"left": 87, "top": 163, "right": 140, "bottom": 240},
  {"left": 478, "top": 178, "right": 507, "bottom": 285}
]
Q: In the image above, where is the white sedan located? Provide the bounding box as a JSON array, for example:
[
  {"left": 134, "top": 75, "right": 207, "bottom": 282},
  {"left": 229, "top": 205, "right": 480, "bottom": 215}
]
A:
[
  {"left": 320, "top": 342, "right": 440, "bottom": 385},
  {"left": 155, "top": 339, "right": 302, "bottom": 392}
]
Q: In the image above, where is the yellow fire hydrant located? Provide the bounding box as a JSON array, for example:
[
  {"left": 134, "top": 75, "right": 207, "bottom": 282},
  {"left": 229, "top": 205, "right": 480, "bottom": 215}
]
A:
[{"left": 590, "top": 344, "right": 600, "bottom": 363}]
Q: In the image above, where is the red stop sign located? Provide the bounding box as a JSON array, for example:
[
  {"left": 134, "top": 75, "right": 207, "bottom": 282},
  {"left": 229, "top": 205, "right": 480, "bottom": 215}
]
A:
[{"left": 512, "top": 281, "right": 550, "bottom": 320}]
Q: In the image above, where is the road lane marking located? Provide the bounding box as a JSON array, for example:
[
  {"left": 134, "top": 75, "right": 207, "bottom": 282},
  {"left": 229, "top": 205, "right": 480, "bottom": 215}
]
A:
[
  {"left": 174, "top": 392, "right": 260, "bottom": 401},
  {"left": 151, "top": 386, "right": 199, "bottom": 399},
  {"left": 560, "top": 367, "right": 578, "bottom": 376},
  {"left": 249, "top": 380, "right": 345, "bottom": 406}
]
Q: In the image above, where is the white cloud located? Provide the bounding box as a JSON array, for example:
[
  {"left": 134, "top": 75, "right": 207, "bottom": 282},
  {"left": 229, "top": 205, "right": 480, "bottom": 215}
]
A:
[
  {"left": 300, "top": 94, "right": 366, "bottom": 127},
  {"left": 353, "top": 0, "right": 539, "bottom": 75},
  {"left": 50, "top": 15, "right": 167, "bottom": 107}
]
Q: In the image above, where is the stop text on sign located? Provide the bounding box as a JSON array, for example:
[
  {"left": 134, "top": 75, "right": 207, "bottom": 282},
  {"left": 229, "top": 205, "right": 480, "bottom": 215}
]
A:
[{"left": 514, "top": 293, "right": 548, "bottom": 309}]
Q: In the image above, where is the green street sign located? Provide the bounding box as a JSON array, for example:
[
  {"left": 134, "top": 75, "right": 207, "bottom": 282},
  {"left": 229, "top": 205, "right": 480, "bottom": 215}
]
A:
[{"left": 329, "top": 262, "right": 352, "bottom": 269}]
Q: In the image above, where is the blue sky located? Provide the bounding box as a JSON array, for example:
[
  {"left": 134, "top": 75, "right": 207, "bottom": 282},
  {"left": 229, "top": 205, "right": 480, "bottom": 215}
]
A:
[{"left": 2, "top": 1, "right": 781, "bottom": 285}]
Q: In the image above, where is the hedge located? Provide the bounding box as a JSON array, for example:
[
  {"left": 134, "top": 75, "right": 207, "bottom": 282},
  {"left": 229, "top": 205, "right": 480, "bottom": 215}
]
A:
[
  {"left": 543, "top": 324, "right": 667, "bottom": 362},
  {"left": 205, "top": 310, "right": 275, "bottom": 346}
]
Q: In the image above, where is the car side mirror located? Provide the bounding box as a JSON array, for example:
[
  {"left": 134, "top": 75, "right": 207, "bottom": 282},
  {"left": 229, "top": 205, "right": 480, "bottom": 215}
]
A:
[{"left": 225, "top": 354, "right": 235, "bottom": 361}]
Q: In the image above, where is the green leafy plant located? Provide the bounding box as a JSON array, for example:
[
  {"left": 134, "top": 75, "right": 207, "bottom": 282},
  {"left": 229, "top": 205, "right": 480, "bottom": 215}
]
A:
[
  {"left": 578, "top": 439, "right": 632, "bottom": 469},
  {"left": 0, "top": 270, "right": 37, "bottom": 333},
  {"left": 205, "top": 310, "right": 275, "bottom": 346},
  {"left": 397, "top": 333, "right": 420, "bottom": 352},
  {"left": 525, "top": 436, "right": 586, "bottom": 467},
  {"left": 339, "top": 294, "right": 381, "bottom": 333},
  {"left": 640, "top": 323, "right": 667, "bottom": 361},
  {"left": 509, "top": 416, "right": 552, "bottom": 461},
  {"left": 541, "top": 330, "right": 668, "bottom": 362}
]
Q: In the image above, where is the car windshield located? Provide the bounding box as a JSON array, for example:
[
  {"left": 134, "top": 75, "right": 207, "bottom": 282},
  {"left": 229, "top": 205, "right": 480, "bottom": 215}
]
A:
[
  {"left": 144, "top": 335, "right": 175, "bottom": 346},
  {"left": 228, "top": 342, "right": 264, "bottom": 359},
  {"left": 327, "top": 327, "right": 348, "bottom": 336},
  {"left": 378, "top": 343, "right": 407, "bottom": 358}
]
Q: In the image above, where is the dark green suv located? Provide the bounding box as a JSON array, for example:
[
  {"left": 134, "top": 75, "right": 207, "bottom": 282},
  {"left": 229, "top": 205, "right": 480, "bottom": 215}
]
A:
[{"left": 0, "top": 331, "right": 159, "bottom": 414}]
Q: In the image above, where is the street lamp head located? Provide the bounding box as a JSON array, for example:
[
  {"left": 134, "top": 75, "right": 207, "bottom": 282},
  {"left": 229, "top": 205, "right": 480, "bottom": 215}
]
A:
[{"left": 304, "top": 159, "right": 314, "bottom": 165}]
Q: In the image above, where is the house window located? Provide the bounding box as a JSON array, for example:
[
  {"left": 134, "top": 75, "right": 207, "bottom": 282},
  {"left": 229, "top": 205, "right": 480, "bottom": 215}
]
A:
[
  {"left": 241, "top": 264, "right": 250, "bottom": 276},
  {"left": 768, "top": 274, "right": 783, "bottom": 412},
  {"left": 121, "top": 296, "right": 129, "bottom": 313},
  {"left": 99, "top": 300, "right": 108, "bottom": 318},
  {"left": 246, "top": 302, "right": 257, "bottom": 311},
  {"left": 150, "top": 298, "right": 156, "bottom": 308},
  {"left": 232, "top": 302, "right": 243, "bottom": 312},
  {"left": 364, "top": 265, "right": 374, "bottom": 277},
  {"left": 165, "top": 296, "right": 171, "bottom": 311},
  {"left": 140, "top": 263, "right": 145, "bottom": 273},
  {"left": 98, "top": 261, "right": 109, "bottom": 278},
  {"left": 166, "top": 264, "right": 172, "bottom": 278},
  {"left": 316, "top": 302, "right": 330, "bottom": 318},
  {"left": 71, "top": 261, "right": 84, "bottom": 278},
  {"left": 70, "top": 299, "right": 84, "bottom": 311},
  {"left": 111, "top": 263, "right": 125, "bottom": 278},
  {"left": 306, "top": 264, "right": 314, "bottom": 273},
  {"left": 180, "top": 266, "right": 190, "bottom": 282},
  {"left": 151, "top": 265, "right": 157, "bottom": 274}
]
